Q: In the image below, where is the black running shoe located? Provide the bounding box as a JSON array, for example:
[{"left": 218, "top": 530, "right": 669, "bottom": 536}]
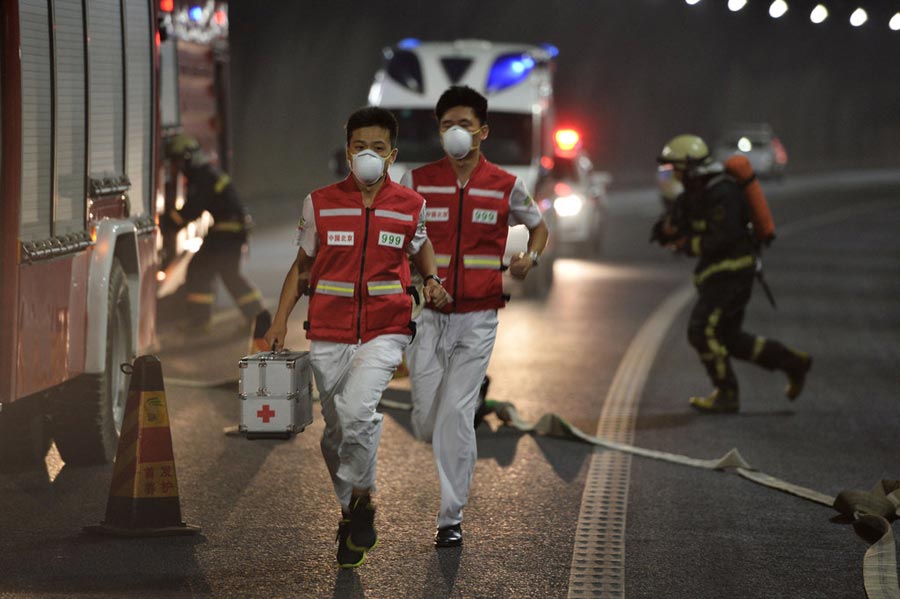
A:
[
  {"left": 347, "top": 495, "right": 378, "bottom": 552},
  {"left": 434, "top": 523, "right": 463, "bottom": 548},
  {"left": 336, "top": 518, "right": 365, "bottom": 568},
  {"left": 474, "top": 376, "right": 492, "bottom": 428}
]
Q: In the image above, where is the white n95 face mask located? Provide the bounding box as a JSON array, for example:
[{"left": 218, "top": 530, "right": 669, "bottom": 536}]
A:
[
  {"left": 442, "top": 126, "right": 476, "bottom": 160},
  {"left": 351, "top": 149, "right": 386, "bottom": 185}
]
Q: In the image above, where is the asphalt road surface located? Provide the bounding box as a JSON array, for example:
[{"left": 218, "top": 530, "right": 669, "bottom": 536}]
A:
[{"left": 1, "top": 170, "right": 898, "bottom": 598}]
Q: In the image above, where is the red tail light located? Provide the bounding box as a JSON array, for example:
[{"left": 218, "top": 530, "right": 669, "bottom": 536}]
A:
[
  {"left": 554, "top": 129, "right": 580, "bottom": 153},
  {"left": 160, "top": 0, "right": 173, "bottom": 12}
]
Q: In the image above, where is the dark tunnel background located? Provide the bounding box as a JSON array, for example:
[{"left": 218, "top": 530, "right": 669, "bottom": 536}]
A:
[{"left": 228, "top": 0, "right": 900, "bottom": 223}]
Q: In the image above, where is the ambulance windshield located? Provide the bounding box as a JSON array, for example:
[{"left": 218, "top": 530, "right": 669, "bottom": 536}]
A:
[{"left": 391, "top": 108, "right": 533, "bottom": 166}]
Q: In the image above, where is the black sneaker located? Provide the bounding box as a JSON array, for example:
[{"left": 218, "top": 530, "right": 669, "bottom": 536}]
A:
[
  {"left": 434, "top": 523, "right": 463, "bottom": 548},
  {"left": 474, "top": 376, "right": 493, "bottom": 428},
  {"left": 347, "top": 495, "right": 378, "bottom": 552},
  {"left": 336, "top": 518, "right": 366, "bottom": 568}
]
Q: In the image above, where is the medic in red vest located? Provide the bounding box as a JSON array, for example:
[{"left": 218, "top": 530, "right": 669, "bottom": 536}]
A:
[
  {"left": 400, "top": 86, "right": 550, "bottom": 549},
  {"left": 264, "top": 107, "right": 449, "bottom": 569}
]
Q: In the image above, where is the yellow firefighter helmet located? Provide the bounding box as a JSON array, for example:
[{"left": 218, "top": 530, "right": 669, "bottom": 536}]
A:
[{"left": 657, "top": 134, "right": 712, "bottom": 171}]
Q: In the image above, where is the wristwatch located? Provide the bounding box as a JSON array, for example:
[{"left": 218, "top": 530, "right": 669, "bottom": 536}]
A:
[
  {"left": 424, "top": 274, "right": 443, "bottom": 285},
  {"left": 527, "top": 250, "right": 541, "bottom": 266}
]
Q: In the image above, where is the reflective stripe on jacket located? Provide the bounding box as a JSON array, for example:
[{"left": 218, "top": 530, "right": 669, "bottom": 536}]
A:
[
  {"left": 307, "top": 176, "right": 423, "bottom": 344},
  {"left": 410, "top": 156, "right": 514, "bottom": 313}
]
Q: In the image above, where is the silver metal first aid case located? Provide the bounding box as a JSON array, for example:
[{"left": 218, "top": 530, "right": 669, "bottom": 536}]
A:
[{"left": 238, "top": 350, "right": 313, "bottom": 439}]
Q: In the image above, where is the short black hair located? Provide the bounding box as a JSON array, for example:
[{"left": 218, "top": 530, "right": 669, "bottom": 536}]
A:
[
  {"left": 435, "top": 86, "right": 488, "bottom": 125},
  {"left": 345, "top": 106, "right": 399, "bottom": 147}
]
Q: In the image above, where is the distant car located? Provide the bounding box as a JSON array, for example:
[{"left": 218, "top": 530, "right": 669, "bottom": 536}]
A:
[
  {"left": 713, "top": 123, "right": 788, "bottom": 180},
  {"left": 537, "top": 128, "right": 611, "bottom": 257}
]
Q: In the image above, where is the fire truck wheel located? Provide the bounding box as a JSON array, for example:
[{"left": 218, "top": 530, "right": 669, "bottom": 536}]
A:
[{"left": 52, "top": 260, "right": 133, "bottom": 466}]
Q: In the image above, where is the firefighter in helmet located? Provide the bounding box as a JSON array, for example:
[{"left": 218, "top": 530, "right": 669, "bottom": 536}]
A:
[
  {"left": 651, "top": 134, "right": 812, "bottom": 413},
  {"left": 164, "top": 133, "right": 265, "bottom": 330}
]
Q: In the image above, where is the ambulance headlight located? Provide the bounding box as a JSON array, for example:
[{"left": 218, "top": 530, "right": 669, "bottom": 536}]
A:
[{"left": 554, "top": 194, "right": 584, "bottom": 217}]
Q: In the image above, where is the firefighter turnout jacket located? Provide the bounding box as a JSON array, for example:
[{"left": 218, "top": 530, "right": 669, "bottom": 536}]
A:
[
  {"left": 300, "top": 176, "right": 426, "bottom": 344},
  {"left": 673, "top": 171, "right": 757, "bottom": 286},
  {"left": 172, "top": 163, "right": 249, "bottom": 235}
]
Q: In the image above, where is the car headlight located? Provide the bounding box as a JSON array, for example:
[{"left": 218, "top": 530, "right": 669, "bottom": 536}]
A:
[{"left": 554, "top": 194, "right": 584, "bottom": 217}]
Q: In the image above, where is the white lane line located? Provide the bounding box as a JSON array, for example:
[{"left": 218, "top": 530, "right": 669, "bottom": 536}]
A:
[{"left": 568, "top": 285, "right": 694, "bottom": 599}]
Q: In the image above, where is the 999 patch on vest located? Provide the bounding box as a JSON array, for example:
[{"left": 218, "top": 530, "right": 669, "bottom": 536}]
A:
[
  {"left": 327, "top": 231, "right": 355, "bottom": 246},
  {"left": 472, "top": 209, "right": 498, "bottom": 225},
  {"left": 378, "top": 231, "right": 405, "bottom": 249}
]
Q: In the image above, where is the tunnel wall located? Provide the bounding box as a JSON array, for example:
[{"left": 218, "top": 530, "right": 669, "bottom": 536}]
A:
[{"left": 229, "top": 1, "right": 900, "bottom": 222}]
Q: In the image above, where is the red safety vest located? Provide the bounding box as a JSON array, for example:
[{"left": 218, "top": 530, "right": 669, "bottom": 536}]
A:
[
  {"left": 307, "top": 176, "right": 423, "bottom": 344},
  {"left": 409, "top": 156, "right": 515, "bottom": 313}
]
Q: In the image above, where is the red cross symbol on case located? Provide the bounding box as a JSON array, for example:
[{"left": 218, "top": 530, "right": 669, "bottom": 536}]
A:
[{"left": 257, "top": 404, "right": 276, "bottom": 423}]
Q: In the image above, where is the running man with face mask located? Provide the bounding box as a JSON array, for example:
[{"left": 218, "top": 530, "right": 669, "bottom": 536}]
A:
[
  {"left": 399, "top": 85, "right": 550, "bottom": 547},
  {"left": 264, "top": 106, "right": 449, "bottom": 568}
]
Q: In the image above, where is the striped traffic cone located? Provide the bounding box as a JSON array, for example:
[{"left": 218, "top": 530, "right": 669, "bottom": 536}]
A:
[{"left": 84, "top": 355, "right": 200, "bottom": 537}]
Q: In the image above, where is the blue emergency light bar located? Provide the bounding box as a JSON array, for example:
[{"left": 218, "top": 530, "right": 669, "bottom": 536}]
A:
[
  {"left": 486, "top": 53, "right": 536, "bottom": 93},
  {"left": 540, "top": 43, "right": 559, "bottom": 58},
  {"left": 397, "top": 38, "right": 421, "bottom": 50},
  {"left": 189, "top": 5, "right": 203, "bottom": 21}
]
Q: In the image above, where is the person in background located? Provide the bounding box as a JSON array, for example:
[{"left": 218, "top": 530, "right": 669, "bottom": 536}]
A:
[
  {"left": 651, "top": 133, "right": 812, "bottom": 414},
  {"left": 164, "top": 133, "right": 265, "bottom": 331}
]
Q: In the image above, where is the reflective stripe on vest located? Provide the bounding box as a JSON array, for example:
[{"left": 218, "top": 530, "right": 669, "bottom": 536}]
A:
[
  {"left": 469, "top": 187, "right": 505, "bottom": 200},
  {"left": 435, "top": 254, "right": 452, "bottom": 268},
  {"left": 367, "top": 280, "right": 404, "bottom": 296},
  {"left": 463, "top": 254, "right": 502, "bottom": 270},
  {"left": 417, "top": 185, "right": 456, "bottom": 194},
  {"left": 320, "top": 208, "right": 363, "bottom": 217},
  {"left": 212, "top": 221, "right": 244, "bottom": 233},
  {"left": 315, "top": 280, "right": 355, "bottom": 297},
  {"left": 374, "top": 209, "right": 413, "bottom": 222}
]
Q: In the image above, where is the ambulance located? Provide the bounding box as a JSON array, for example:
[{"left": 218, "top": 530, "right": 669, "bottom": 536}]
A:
[{"left": 367, "top": 38, "right": 561, "bottom": 297}]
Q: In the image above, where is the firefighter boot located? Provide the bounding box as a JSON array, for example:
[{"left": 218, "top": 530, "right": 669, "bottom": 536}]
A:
[
  {"left": 753, "top": 338, "right": 813, "bottom": 400},
  {"left": 689, "top": 388, "right": 740, "bottom": 414}
]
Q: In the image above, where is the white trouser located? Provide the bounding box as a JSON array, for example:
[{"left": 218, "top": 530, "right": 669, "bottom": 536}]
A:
[
  {"left": 310, "top": 333, "right": 409, "bottom": 511},
  {"left": 406, "top": 308, "right": 499, "bottom": 528}
]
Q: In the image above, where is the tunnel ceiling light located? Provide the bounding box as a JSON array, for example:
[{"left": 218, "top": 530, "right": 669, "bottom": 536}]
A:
[
  {"left": 889, "top": 12, "right": 900, "bottom": 30},
  {"left": 685, "top": 0, "right": 701, "bottom": 5},
  {"left": 728, "top": 0, "right": 747, "bottom": 11},
  {"left": 850, "top": 7, "right": 868, "bottom": 26},
  {"left": 769, "top": 0, "right": 788, "bottom": 19},
  {"left": 810, "top": 4, "right": 828, "bottom": 24}
]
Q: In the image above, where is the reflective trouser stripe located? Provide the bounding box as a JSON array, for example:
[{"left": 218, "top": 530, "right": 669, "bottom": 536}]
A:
[
  {"left": 315, "top": 280, "right": 355, "bottom": 297},
  {"left": 462, "top": 254, "right": 502, "bottom": 270},
  {"left": 705, "top": 308, "right": 728, "bottom": 381},
  {"left": 186, "top": 293, "right": 215, "bottom": 304},
  {"left": 694, "top": 255, "right": 755, "bottom": 285},
  {"left": 237, "top": 290, "right": 262, "bottom": 305},
  {"left": 435, "top": 254, "right": 451, "bottom": 268},
  {"left": 367, "top": 280, "right": 404, "bottom": 296},
  {"left": 751, "top": 336, "right": 767, "bottom": 361},
  {"left": 212, "top": 221, "right": 244, "bottom": 233}
]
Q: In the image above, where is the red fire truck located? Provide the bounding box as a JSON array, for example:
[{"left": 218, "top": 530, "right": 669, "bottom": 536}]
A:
[{"left": 0, "top": 0, "right": 230, "bottom": 468}]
